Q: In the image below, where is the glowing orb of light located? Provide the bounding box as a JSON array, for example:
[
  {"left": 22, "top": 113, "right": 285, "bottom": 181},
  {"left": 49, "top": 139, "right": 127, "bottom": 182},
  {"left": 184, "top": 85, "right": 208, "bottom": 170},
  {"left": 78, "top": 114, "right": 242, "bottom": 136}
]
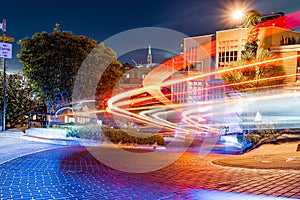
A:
[{"left": 232, "top": 10, "right": 243, "bottom": 20}]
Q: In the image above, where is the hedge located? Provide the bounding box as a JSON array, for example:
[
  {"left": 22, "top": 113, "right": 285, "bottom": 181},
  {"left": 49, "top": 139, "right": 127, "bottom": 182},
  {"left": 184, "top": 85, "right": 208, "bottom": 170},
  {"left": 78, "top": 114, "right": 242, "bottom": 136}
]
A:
[{"left": 61, "top": 124, "right": 165, "bottom": 146}]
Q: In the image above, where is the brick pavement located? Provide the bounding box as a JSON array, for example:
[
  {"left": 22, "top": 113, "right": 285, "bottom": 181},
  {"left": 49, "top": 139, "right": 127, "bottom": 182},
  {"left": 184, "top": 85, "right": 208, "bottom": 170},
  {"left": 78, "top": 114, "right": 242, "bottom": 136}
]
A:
[{"left": 0, "top": 146, "right": 299, "bottom": 199}]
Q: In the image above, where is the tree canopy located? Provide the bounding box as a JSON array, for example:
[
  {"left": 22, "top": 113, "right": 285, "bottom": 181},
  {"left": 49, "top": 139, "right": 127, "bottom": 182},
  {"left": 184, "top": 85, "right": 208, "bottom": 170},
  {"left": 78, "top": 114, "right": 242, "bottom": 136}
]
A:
[
  {"left": 17, "top": 25, "right": 127, "bottom": 124},
  {"left": 95, "top": 60, "right": 124, "bottom": 110},
  {"left": 242, "top": 10, "right": 263, "bottom": 58},
  {"left": 242, "top": 10, "right": 262, "bottom": 28},
  {"left": 0, "top": 73, "right": 39, "bottom": 127},
  {"left": 17, "top": 26, "right": 97, "bottom": 112}
]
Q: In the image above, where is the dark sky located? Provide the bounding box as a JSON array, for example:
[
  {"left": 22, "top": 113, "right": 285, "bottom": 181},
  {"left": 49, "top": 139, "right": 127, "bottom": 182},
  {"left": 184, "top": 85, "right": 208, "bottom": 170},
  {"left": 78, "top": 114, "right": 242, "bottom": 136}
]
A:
[{"left": 1, "top": 0, "right": 299, "bottom": 72}]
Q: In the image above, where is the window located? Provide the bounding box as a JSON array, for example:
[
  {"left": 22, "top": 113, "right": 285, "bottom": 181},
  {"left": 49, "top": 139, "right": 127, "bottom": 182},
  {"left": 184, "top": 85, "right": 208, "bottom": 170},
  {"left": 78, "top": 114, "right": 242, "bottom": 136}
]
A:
[
  {"left": 185, "top": 46, "right": 198, "bottom": 64},
  {"left": 195, "top": 61, "right": 204, "bottom": 72},
  {"left": 218, "top": 40, "right": 238, "bottom": 67},
  {"left": 188, "top": 81, "right": 205, "bottom": 102}
]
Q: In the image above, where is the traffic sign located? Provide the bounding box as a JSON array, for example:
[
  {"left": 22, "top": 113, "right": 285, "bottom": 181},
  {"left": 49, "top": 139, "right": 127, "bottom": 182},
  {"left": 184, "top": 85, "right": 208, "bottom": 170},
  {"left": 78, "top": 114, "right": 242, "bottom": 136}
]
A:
[
  {"left": 0, "top": 42, "right": 12, "bottom": 58},
  {"left": 0, "top": 36, "right": 14, "bottom": 42}
]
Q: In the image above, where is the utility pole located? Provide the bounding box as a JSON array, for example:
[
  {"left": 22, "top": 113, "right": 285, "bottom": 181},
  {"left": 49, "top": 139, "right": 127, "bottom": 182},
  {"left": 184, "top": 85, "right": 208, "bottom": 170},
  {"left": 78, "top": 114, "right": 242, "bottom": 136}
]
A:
[
  {"left": 0, "top": 18, "right": 13, "bottom": 131},
  {"left": 2, "top": 18, "right": 6, "bottom": 131}
]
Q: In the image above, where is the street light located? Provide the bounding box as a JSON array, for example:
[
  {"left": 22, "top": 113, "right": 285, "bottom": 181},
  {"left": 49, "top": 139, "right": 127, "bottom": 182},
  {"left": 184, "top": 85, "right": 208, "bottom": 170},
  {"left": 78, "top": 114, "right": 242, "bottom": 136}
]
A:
[
  {"left": 232, "top": 10, "right": 244, "bottom": 27},
  {"left": 232, "top": 10, "right": 243, "bottom": 21}
]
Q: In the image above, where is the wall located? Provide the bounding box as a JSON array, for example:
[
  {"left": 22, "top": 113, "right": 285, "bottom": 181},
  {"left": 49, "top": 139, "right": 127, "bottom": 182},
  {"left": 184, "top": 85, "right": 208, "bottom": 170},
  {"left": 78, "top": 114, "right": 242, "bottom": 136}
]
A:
[
  {"left": 258, "top": 26, "right": 300, "bottom": 54},
  {"left": 183, "top": 34, "right": 215, "bottom": 76},
  {"left": 270, "top": 44, "right": 300, "bottom": 83}
]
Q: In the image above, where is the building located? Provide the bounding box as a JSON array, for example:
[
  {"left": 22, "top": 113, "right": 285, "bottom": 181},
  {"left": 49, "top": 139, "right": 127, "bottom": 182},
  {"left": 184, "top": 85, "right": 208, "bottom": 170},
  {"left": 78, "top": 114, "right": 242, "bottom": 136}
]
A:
[
  {"left": 215, "top": 26, "right": 300, "bottom": 83},
  {"left": 173, "top": 14, "right": 300, "bottom": 103},
  {"left": 146, "top": 44, "right": 153, "bottom": 67},
  {"left": 172, "top": 34, "right": 225, "bottom": 103},
  {"left": 270, "top": 44, "right": 300, "bottom": 82},
  {"left": 183, "top": 34, "right": 216, "bottom": 75},
  {"left": 216, "top": 27, "right": 248, "bottom": 69},
  {"left": 120, "top": 45, "right": 158, "bottom": 91},
  {"left": 260, "top": 27, "right": 300, "bottom": 83}
]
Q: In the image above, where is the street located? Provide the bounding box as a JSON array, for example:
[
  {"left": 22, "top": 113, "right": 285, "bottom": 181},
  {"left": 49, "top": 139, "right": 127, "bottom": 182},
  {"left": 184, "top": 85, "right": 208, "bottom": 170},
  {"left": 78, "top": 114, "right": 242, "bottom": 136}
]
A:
[{"left": 0, "top": 145, "right": 299, "bottom": 199}]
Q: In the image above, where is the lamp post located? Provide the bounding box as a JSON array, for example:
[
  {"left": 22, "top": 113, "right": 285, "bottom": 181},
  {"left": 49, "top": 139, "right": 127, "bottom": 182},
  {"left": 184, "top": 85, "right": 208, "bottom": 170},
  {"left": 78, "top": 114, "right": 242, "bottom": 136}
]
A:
[
  {"left": 0, "top": 19, "right": 13, "bottom": 131},
  {"left": 2, "top": 18, "right": 6, "bottom": 131}
]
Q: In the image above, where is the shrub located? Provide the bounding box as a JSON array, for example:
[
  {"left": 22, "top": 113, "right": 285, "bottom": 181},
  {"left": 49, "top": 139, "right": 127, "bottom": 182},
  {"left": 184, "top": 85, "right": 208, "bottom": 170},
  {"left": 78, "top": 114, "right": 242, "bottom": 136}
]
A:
[
  {"left": 237, "top": 133, "right": 244, "bottom": 143},
  {"left": 101, "top": 125, "right": 166, "bottom": 146},
  {"left": 61, "top": 124, "right": 166, "bottom": 146},
  {"left": 66, "top": 126, "right": 80, "bottom": 138},
  {"left": 256, "top": 121, "right": 277, "bottom": 136},
  {"left": 64, "top": 124, "right": 104, "bottom": 140},
  {"left": 77, "top": 124, "right": 104, "bottom": 140},
  {"left": 241, "top": 120, "right": 281, "bottom": 145},
  {"left": 118, "top": 122, "right": 140, "bottom": 133},
  {"left": 245, "top": 133, "right": 262, "bottom": 144}
]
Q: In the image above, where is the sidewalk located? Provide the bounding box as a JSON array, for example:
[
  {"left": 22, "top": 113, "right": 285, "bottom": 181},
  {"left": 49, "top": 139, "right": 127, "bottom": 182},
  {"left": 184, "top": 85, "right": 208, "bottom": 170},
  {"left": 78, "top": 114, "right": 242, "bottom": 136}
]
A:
[
  {"left": 213, "top": 134, "right": 300, "bottom": 170},
  {"left": 1, "top": 128, "right": 101, "bottom": 146},
  {"left": 0, "top": 128, "right": 103, "bottom": 164},
  {"left": 0, "top": 129, "right": 63, "bottom": 164}
]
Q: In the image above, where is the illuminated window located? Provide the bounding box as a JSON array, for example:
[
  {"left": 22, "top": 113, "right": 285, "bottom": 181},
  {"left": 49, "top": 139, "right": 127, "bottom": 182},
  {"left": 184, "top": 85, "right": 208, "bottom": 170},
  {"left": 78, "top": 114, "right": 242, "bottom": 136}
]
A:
[{"left": 218, "top": 40, "right": 238, "bottom": 67}]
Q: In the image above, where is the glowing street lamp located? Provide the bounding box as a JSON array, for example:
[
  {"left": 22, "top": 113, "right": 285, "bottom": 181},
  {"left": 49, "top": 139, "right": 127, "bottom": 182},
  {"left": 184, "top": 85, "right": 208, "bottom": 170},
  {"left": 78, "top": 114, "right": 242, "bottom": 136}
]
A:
[
  {"left": 232, "top": 10, "right": 244, "bottom": 27},
  {"left": 232, "top": 10, "right": 243, "bottom": 20}
]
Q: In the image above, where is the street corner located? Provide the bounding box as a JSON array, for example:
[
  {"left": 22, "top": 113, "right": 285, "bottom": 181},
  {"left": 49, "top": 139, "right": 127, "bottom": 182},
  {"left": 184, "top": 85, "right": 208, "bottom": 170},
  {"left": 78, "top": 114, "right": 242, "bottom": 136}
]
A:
[{"left": 211, "top": 137, "right": 300, "bottom": 170}]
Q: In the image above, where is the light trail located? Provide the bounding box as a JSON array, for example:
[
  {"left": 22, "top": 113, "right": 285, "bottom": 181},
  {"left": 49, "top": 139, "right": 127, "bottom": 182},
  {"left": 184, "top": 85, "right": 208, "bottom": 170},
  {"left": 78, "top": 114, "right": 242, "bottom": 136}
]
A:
[
  {"left": 107, "top": 54, "right": 300, "bottom": 137},
  {"left": 107, "top": 94, "right": 189, "bottom": 133},
  {"left": 105, "top": 11, "right": 300, "bottom": 136}
]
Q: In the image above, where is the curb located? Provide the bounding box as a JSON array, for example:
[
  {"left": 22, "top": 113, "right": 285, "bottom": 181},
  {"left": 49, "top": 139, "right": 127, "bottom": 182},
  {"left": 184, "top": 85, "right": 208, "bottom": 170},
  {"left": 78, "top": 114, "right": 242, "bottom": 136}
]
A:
[
  {"left": 21, "top": 134, "right": 102, "bottom": 146},
  {"left": 0, "top": 130, "right": 101, "bottom": 146},
  {"left": 23, "top": 135, "right": 83, "bottom": 146}
]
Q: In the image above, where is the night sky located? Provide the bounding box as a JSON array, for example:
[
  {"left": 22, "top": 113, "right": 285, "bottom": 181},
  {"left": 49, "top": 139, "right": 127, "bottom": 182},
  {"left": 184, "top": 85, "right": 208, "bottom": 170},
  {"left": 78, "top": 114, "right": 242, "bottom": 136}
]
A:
[{"left": 1, "top": 0, "right": 299, "bottom": 72}]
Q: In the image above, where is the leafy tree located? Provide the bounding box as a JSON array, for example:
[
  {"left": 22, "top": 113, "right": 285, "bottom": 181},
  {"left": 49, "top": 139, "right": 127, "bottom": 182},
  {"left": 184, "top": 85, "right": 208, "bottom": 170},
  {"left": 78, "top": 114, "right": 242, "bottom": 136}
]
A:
[
  {"left": 72, "top": 43, "right": 118, "bottom": 101},
  {"left": 0, "top": 73, "right": 39, "bottom": 127},
  {"left": 17, "top": 25, "right": 97, "bottom": 116},
  {"left": 242, "top": 10, "right": 262, "bottom": 28},
  {"left": 95, "top": 60, "right": 124, "bottom": 111},
  {"left": 242, "top": 10, "right": 263, "bottom": 58}
]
